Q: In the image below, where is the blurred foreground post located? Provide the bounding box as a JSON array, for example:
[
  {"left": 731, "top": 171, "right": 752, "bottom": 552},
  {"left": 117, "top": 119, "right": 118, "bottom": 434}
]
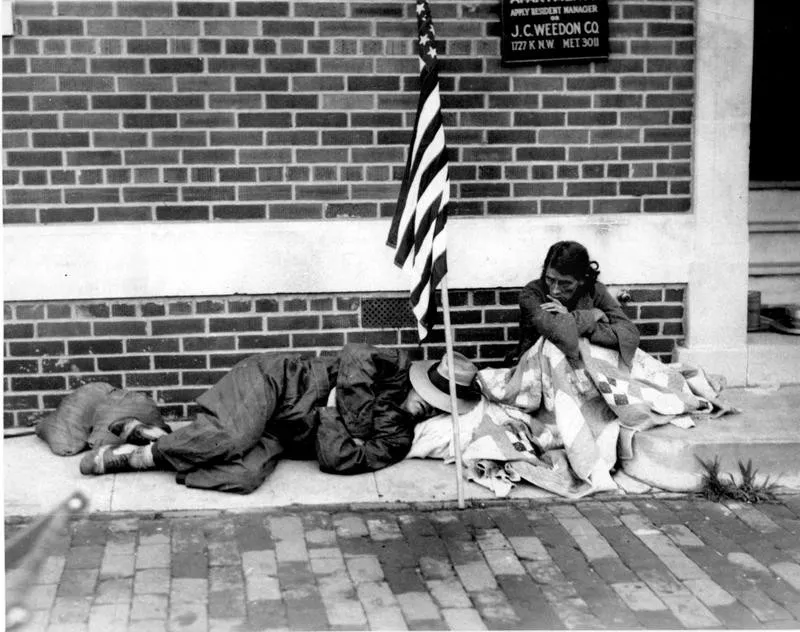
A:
[{"left": 5, "top": 491, "right": 89, "bottom": 630}]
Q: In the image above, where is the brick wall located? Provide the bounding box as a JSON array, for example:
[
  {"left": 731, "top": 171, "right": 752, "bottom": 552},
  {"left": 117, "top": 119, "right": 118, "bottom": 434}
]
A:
[
  {"left": 3, "top": 285, "right": 685, "bottom": 428},
  {"left": 2, "top": 0, "right": 695, "bottom": 427},
  {"left": 3, "top": 0, "right": 695, "bottom": 223}
]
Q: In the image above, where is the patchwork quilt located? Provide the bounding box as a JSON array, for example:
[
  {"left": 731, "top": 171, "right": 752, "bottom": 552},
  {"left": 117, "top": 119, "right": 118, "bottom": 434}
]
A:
[{"left": 408, "top": 338, "right": 738, "bottom": 498}]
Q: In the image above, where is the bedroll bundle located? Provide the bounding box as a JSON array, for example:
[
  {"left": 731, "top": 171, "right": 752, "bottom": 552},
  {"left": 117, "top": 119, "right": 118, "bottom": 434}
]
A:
[{"left": 35, "top": 383, "right": 168, "bottom": 456}]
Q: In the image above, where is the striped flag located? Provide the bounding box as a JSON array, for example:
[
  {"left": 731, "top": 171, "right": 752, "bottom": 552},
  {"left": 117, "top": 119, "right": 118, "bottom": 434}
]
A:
[{"left": 386, "top": 0, "right": 449, "bottom": 343}]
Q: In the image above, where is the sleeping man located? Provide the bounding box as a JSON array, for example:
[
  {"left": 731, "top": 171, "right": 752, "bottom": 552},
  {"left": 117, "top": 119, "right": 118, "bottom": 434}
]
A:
[{"left": 79, "top": 342, "right": 481, "bottom": 494}]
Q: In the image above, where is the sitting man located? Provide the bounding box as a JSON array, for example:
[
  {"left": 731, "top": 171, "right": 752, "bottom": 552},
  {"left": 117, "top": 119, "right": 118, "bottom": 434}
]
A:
[{"left": 80, "top": 342, "right": 481, "bottom": 494}]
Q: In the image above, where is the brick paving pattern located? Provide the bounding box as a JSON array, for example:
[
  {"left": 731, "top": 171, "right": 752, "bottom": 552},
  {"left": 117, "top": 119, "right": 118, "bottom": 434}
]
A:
[{"left": 6, "top": 494, "right": 800, "bottom": 631}]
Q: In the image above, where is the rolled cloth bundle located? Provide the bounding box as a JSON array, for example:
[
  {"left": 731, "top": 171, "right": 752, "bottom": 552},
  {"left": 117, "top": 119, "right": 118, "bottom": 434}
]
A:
[{"left": 35, "top": 383, "right": 168, "bottom": 456}]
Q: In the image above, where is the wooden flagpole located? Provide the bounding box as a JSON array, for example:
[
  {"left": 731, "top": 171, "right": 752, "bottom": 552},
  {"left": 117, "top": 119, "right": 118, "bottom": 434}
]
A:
[{"left": 439, "top": 276, "right": 466, "bottom": 509}]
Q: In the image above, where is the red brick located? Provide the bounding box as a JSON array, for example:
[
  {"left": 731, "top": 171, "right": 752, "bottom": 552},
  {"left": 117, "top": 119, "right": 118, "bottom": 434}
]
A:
[
  {"left": 346, "top": 330, "right": 398, "bottom": 346},
  {"left": 3, "top": 360, "right": 39, "bottom": 375},
  {"left": 68, "top": 339, "right": 124, "bottom": 355},
  {"left": 37, "top": 322, "right": 91, "bottom": 337},
  {"left": 6, "top": 151, "right": 62, "bottom": 167},
  {"left": 644, "top": 197, "right": 691, "bottom": 213},
  {"left": 4, "top": 324, "right": 34, "bottom": 339},
  {"left": 209, "top": 354, "right": 252, "bottom": 369},
  {"left": 155, "top": 355, "right": 207, "bottom": 370},
  {"left": 155, "top": 205, "right": 210, "bottom": 221},
  {"left": 126, "top": 372, "right": 180, "bottom": 388},
  {"left": 176, "top": 335, "right": 234, "bottom": 351},
  {"left": 11, "top": 375, "right": 66, "bottom": 391},
  {"left": 209, "top": 317, "right": 264, "bottom": 333},
  {"left": 8, "top": 340, "right": 65, "bottom": 356},
  {"left": 86, "top": 18, "right": 142, "bottom": 36},
  {"left": 177, "top": 1, "right": 228, "bottom": 16},
  {"left": 28, "top": 18, "right": 83, "bottom": 35},
  {"left": 43, "top": 357, "right": 95, "bottom": 373},
  {"left": 4, "top": 394, "right": 39, "bottom": 409},
  {"left": 292, "top": 332, "right": 345, "bottom": 348},
  {"left": 97, "top": 356, "right": 151, "bottom": 371}
]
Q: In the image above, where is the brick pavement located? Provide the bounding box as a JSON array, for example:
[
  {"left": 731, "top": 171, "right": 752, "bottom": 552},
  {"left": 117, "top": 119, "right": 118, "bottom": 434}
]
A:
[{"left": 5, "top": 494, "right": 800, "bottom": 631}]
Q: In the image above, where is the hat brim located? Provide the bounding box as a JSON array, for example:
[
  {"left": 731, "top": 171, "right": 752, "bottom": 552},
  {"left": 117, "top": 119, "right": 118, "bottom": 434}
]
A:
[{"left": 409, "top": 360, "right": 480, "bottom": 415}]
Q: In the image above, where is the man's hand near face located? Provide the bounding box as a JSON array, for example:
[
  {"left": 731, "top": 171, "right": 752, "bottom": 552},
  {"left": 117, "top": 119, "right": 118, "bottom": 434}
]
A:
[{"left": 541, "top": 295, "right": 568, "bottom": 314}]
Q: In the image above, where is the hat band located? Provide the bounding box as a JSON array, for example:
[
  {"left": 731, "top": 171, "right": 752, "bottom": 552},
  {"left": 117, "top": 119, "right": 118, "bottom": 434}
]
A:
[{"left": 427, "top": 363, "right": 480, "bottom": 401}]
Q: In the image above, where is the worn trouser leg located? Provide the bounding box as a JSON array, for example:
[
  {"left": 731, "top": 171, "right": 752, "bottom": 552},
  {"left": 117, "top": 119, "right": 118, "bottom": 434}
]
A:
[
  {"left": 149, "top": 354, "right": 335, "bottom": 494},
  {"left": 150, "top": 355, "right": 286, "bottom": 492},
  {"left": 173, "top": 435, "right": 285, "bottom": 494}
]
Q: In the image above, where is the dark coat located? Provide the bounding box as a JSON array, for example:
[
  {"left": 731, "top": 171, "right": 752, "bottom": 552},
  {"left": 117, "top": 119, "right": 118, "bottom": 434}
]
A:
[
  {"left": 515, "top": 279, "right": 640, "bottom": 367},
  {"left": 315, "top": 343, "right": 414, "bottom": 474},
  {"left": 155, "top": 342, "right": 414, "bottom": 493}
]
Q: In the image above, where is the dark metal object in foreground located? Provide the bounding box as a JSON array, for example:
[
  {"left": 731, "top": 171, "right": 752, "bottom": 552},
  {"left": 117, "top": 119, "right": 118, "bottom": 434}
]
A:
[{"left": 5, "top": 492, "right": 89, "bottom": 630}]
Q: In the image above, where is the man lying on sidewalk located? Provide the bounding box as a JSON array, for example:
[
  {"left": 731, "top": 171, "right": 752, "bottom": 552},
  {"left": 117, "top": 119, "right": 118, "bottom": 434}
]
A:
[{"left": 79, "top": 343, "right": 481, "bottom": 494}]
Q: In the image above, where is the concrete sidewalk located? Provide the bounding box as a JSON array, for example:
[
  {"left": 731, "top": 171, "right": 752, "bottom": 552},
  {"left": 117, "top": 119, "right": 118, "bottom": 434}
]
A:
[
  {"left": 4, "top": 385, "right": 800, "bottom": 519},
  {"left": 3, "top": 438, "right": 561, "bottom": 518}
]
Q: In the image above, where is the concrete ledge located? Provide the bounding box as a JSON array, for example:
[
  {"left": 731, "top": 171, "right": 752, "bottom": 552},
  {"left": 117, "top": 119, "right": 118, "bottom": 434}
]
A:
[
  {"left": 674, "top": 343, "right": 749, "bottom": 387},
  {"left": 621, "top": 385, "right": 800, "bottom": 492},
  {"left": 676, "top": 334, "right": 800, "bottom": 388},
  {"left": 747, "top": 332, "right": 800, "bottom": 386}
]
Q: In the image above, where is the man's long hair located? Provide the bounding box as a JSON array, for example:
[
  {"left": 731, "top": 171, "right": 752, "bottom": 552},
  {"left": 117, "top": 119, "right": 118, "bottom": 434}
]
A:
[{"left": 539, "top": 240, "right": 600, "bottom": 290}]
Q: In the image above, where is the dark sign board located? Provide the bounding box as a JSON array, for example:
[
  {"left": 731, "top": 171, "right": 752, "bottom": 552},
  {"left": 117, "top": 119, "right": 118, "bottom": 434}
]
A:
[{"left": 501, "top": 0, "right": 609, "bottom": 65}]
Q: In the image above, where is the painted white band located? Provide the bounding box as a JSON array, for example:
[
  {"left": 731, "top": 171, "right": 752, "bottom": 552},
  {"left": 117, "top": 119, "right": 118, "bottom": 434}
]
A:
[{"left": 3, "top": 214, "right": 694, "bottom": 302}]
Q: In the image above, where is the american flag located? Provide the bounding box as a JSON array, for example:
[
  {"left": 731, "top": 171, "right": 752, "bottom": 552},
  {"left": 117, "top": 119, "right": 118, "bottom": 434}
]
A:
[{"left": 386, "top": 0, "right": 449, "bottom": 343}]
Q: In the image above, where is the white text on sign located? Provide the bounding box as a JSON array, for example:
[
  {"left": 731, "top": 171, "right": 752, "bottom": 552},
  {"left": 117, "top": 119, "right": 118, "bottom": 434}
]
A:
[{"left": 509, "top": 20, "right": 600, "bottom": 38}]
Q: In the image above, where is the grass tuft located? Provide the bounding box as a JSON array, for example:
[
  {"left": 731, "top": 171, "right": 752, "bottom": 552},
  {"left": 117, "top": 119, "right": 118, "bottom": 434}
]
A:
[{"left": 697, "top": 456, "right": 780, "bottom": 503}]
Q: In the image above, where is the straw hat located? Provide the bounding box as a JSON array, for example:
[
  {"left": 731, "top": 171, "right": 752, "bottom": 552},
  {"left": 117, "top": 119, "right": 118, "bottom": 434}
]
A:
[{"left": 409, "top": 351, "right": 482, "bottom": 414}]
